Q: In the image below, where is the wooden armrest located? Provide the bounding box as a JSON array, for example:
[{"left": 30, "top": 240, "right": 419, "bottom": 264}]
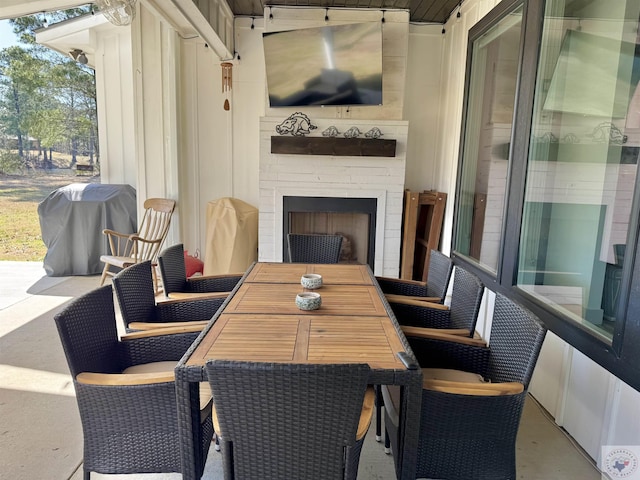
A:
[
  {"left": 192, "top": 273, "right": 244, "bottom": 280},
  {"left": 162, "top": 292, "right": 230, "bottom": 301},
  {"left": 423, "top": 379, "right": 524, "bottom": 396},
  {"left": 408, "top": 327, "right": 471, "bottom": 336},
  {"left": 376, "top": 276, "right": 427, "bottom": 287},
  {"left": 102, "top": 228, "right": 135, "bottom": 238},
  {"left": 385, "top": 294, "right": 449, "bottom": 310},
  {"left": 124, "top": 322, "right": 207, "bottom": 335},
  {"left": 77, "top": 371, "right": 174, "bottom": 386},
  {"left": 401, "top": 326, "right": 487, "bottom": 347}
]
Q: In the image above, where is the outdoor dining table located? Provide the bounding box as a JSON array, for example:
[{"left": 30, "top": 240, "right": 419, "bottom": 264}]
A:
[{"left": 175, "top": 262, "right": 423, "bottom": 480}]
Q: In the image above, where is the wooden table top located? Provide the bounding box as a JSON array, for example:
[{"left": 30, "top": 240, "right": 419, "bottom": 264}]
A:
[
  {"left": 244, "top": 262, "right": 374, "bottom": 285},
  {"left": 223, "top": 283, "right": 389, "bottom": 316},
  {"left": 188, "top": 313, "right": 406, "bottom": 369},
  {"left": 185, "top": 262, "right": 407, "bottom": 370}
]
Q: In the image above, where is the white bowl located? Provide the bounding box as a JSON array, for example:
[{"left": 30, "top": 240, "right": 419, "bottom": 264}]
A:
[
  {"left": 301, "top": 273, "right": 323, "bottom": 289},
  {"left": 296, "top": 292, "right": 322, "bottom": 311}
]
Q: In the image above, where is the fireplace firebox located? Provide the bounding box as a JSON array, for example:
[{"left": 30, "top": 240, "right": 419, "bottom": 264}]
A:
[{"left": 283, "top": 196, "right": 377, "bottom": 270}]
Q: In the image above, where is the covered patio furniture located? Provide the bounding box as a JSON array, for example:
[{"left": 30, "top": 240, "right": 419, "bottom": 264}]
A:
[
  {"left": 99, "top": 197, "right": 175, "bottom": 291},
  {"left": 112, "top": 260, "right": 225, "bottom": 331},
  {"left": 158, "top": 243, "right": 243, "bottom": 299},
  {"left": 54, "top": 285, "right": 213, "bottom": 480},
  {"left": 205, "top": 360, "right": 374, "bottom": 480},
  {"left": 383, "top": 293, "right": 547, "bottom": 480},
  {"left": 204, "top": 197, "right": 258, "bottom": 275},
  {"left": 287, "top": 233, "right": 343, "bottom": 263},
  {"left": 38, "top": 183, "right": 136, "bottom": 276}
]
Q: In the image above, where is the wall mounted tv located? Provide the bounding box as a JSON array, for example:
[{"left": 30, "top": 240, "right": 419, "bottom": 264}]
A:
[{"left": 263, "top": 22, "right": 383, "bottom": 107}]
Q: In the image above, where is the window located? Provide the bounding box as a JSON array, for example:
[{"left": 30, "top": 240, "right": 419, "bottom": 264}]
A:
[
  {"left": 454, "top": 0, "right": 640, "bottom": 389},
  {"left": 455, "top": 1, "right": 524, "bottom": 274}
]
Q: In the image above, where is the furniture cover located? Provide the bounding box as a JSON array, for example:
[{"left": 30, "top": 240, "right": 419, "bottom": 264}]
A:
[
  {"left": 38, "top": 183, "right": 136, "bottom": 276},
  {"left": 204, "top": 197, "right": 258, "bottom": 275}
]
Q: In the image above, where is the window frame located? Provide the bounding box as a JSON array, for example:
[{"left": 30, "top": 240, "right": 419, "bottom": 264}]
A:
[{"left": 452, "top": 0, "right": 640, "bottom": 391}]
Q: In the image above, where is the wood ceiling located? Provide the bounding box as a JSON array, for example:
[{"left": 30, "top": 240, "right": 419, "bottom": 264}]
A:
[{"left": 225, "top": 0, "right": 462, "bottom": 23}]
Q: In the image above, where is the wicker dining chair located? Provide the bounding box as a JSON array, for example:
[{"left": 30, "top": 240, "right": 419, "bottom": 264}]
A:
[
  {"left": 287, "top": 233, "right": 343, "bottom": 263},
  {"left": 99, "top": 197, "right": 176, "bottom": 292},
  {"left": 158, "top": 243, "right": 243, "bottom": 299},
  {"left": 382, "top": 293, "right": 547, "bottom": 480},
  {"left": 376, "top": 265, "right": 484, "bottom": 444},
  {"left": 112, "top": 260, "right": 225, "bottom": 331},
  {"left": 54, "top": 285, "right": 213, "bottom": 480},
  {"left": 206, "top": 360, "right": 374, "bottom": 480},
  {"left": 376, "top": 249, "right": 453, "bottom": 303}
]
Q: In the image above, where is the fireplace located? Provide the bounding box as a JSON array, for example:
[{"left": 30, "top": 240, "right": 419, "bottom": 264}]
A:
[
  {"left": 283, "top": 196, "right": 377, "bottom": 269},
  {"left": 258, "top": 117, "right": 409, "bottom": 276}
]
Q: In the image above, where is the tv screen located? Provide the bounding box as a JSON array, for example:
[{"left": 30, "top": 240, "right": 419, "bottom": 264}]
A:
[{"left": 263, "top": 22, "right": 383, "bottom": 107}]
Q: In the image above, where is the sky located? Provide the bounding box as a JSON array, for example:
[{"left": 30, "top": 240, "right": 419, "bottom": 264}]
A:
[{"left": 0, "top": 19, "right": 19, "bottom": 50}]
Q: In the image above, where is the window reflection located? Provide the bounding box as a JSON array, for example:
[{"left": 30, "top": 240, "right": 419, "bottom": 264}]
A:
[
  {"left": 455, "top": 6, "right": 523, "bottom": 273},
  {"left": 517, "top": 1, "right": 640, "bottom": 341}
]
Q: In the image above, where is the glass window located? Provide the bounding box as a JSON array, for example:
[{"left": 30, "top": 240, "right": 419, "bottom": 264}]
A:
[
  {"left": 516, "top": 0, "right": 640, "bottom": 342},
  {"left": 454, "top": 4, "right": 524, "bottom": 273}
]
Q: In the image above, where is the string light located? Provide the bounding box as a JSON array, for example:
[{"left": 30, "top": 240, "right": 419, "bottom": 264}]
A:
[
  {"left": 325, "top": 8, "right": 329, "bottom": 22},
  {"left": 250, "top": 17, "right": 255, "bottom": 29},
  {"left": 381, "top": 10, "right": 386, "bottom": 23},
  {"left": 269, "top": 7, "right": 273, "bottom": 21}
]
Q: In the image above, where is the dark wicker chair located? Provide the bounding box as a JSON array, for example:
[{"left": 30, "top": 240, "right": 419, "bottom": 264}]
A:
[
  {"left": 382, "top": 293, "right": 547, "bottom": 480},
  {"left": 376, "top": 249, "right": 453, "bottom": 302},
  {"left": 376, "top": 266, "right": 484, "bottom": 443},
  {"left": 205, "top": 360, "right": 373, "bottom": 480},
  {"left": 54, "top": 285, "right": 213, "bottom": 480},
  {"left": 390, "top": 266, "right": 485, "bottom": 335},
  {"left": 112, "top": 260, "right": 224, "bottom": 331},
  {"left": 287, "top": 233, "right": 343, "bottom": 263},
  {"left": 158, "top": 243, "right": 243, "bottom": 299}
]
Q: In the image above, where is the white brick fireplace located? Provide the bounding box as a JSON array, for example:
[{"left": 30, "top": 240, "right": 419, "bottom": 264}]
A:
[{"left": 258, "top": 117, "right": 409, "bottom": 276}]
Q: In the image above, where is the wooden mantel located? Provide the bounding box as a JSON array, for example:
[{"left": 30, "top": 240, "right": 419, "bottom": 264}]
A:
[{"left": 271, "top": 136, "right": 397, "bottom": 157}]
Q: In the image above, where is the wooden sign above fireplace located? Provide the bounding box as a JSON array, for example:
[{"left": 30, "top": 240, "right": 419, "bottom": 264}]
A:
[{"left": 271, "top": 136, "right": 396, "bottom": 157}]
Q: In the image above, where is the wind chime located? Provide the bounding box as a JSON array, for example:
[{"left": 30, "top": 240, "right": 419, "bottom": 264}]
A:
[{"left": 221, "top": 62, "right": 232, "bottom": 111}]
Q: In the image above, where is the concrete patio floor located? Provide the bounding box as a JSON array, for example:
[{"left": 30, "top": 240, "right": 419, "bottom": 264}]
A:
[{"left": 0, "top": 261, "right": 603, "bottom": 479}]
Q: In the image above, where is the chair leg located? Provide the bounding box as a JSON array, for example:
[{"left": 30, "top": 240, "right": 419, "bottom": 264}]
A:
[
  {"left": 375, "top": 385, "right": 383, "bottom": 442},
  {"left": 99, "top": 264, "right": 110, "bottom": 286},
  {"left": 84, "top": 469, "right": 90, "bottom": 480},
  {"left": 384, "top": 430, "right": 391, "bottom": 454}
]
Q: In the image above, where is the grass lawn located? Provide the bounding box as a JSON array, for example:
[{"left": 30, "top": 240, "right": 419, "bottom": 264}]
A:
[{"left": 0, "top": 169, "right": 99, "bottom": 261}]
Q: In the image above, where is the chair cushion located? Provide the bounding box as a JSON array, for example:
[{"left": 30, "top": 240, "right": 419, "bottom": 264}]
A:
[
  {"left": 124, "top": 361, "right": 212, "bottom": 408},
  {"left": 422, "top": 368, "right": 486, "bottom": 386},
  {"left": 212, "top": 386, "right": 375, "bottom": 440},
  {"left": 384, "top": 369, "right": 487, "bottom": 420}
]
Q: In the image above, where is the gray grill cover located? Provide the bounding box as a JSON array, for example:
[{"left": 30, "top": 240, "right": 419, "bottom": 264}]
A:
[{"left": 38, "top": 183, "right": 137, "bottom": 276}]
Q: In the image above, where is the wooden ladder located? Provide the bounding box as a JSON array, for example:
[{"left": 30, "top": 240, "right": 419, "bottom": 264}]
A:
[{"left": 400, "top": 190, "right": 447, "bottom": 281}]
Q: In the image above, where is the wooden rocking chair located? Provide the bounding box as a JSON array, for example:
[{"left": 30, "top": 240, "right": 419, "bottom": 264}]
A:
[{"left": 99, "top": 198, "right": 176, "bottom": 291}]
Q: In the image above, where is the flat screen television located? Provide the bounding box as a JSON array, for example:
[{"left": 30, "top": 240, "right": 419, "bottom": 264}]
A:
[{"left": 263, "top": 22, "right": 383, "bottom": 107}]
